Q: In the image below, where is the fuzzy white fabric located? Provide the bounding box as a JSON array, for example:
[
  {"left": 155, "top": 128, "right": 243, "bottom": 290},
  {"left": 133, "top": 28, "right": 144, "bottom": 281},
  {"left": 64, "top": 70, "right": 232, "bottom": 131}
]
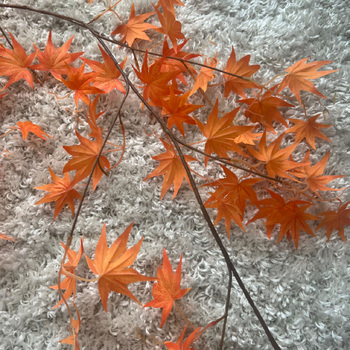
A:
[{"left": 0, "top": 0, "right": 349, "bottom": 349}]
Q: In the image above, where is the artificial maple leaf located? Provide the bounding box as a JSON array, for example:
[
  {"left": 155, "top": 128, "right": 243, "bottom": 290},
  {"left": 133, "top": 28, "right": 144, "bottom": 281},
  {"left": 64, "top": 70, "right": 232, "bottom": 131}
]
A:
[
  {"left": 154, "top": 39, "right": 199, "bottom": 86},
  {"left": 276, "top": 57, "right": 339, "bottom": 105},
  {"left": 190, "top": 53, "right": 218, "bottom": 96},
  {"left": 204, "top": 191, "right": 245, "bottom": 238},
  {"left": 249, "top": 132, "right": 304, "bottom": 180},
  {"left": 111, "top": 3, "right": 157, "bottom": 47},
  {"left": 9, "top": 121, "right": 53, "bottom": 141},
  {"left": 316, "top": 201, "right": 350, "bottom": 242},
  {"left": 249, "top": 189, "right": 319, "bottom": 249},
  {"left": 164, "top": 324, "right": 201, "bottom": 350},
  {"left": 0, "top": 32, "right": 36, "bottom": 90},
  {"left": 34, "top": 167, "right": 82, "bottom": 220},
  {"left": 234, "top": 130, "right": 262, "bottom": 145},
  {"left": 224, "top": 46, "right": 260, "bottom": 98},
  {"left": 290, "top": 150, "right": 345, "bottom": 197},
  {"left": 204, "top": 164, "right": 262, "bottom": 219},
  {"left": 153, "top": 5, "right": 185, "bottom": 54},
  {"left": 193, "top": 100, "right": 252, "bottom": 166},
  {"left": 159, "top": 85, "right": 202, "bottom": 136},
  {"left": 286, "top": 114, "right": 332, "bottom": 149},
  {"left": 144, "top": 139, "right": 197, "bottom": 199},
  {"left": 50, "top": 237, "right": 84, "bottom": 308},
  {"left": 82, "top": 45, "right": 126, "bottom": 94},
  {"left": 84, "top": 96, "right": 105, "bottom": 138},
  {"left": 134, "top": 51, "right": 181, "bottom": 106},
  {"left": 58, "top": 63, "right": 103, "bottom": 107},
  {"left": 238, "top": 90, "right": 294, "bottom": 132},
  {"left": 156, "top": 0, "right": 184, "bottom": 15},
  {"left": 0, "top": 233, "right": 15, "bottom": 242},
  {"left": 30, "top": 31, "right": 83, "bottom": 80},
  {"left": 144, "top": 249, "right": 191, "bottom": 327},
  {"left": 63, "top": 128, "right": 111, "bottom": 190},
  {"left": 85, "top": 223, "right": 155, "bottom": 311},
  {"left": 59, "top": 308, "right": 81, "bottom": 350}
]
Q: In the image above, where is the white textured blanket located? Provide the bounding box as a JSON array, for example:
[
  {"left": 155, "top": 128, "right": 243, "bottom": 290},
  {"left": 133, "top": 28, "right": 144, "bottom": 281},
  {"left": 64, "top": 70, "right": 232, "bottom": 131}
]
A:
[{"left": 0, "top": 0, "right": 349, "bottom": 349}]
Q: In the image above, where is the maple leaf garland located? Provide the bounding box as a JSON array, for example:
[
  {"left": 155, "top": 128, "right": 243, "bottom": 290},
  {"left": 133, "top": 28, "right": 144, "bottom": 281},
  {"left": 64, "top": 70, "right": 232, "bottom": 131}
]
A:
[{"left": 144, "top": 249, "right": 191, "bottom": 327}]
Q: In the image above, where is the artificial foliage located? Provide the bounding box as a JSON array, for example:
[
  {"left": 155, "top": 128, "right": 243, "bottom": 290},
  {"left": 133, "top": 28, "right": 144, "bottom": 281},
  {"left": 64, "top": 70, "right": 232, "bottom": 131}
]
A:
[{"left": 0, "top": 1, "right": 348, "bottom": 349}]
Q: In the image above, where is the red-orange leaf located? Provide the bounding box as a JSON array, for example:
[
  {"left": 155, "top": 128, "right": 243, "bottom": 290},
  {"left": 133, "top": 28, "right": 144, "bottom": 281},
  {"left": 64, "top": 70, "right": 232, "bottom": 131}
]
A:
[
  {"left": 238, "top": 90, "right": 294, "bottom": 132},
  {"left": 164, "top": 324, "right": 201, "bottom": 350},
  {"left": 249, "top": 132, "right": 304, "bottom": 180},
  {"left": 316, "top": 202, "right": 350, "bottom": 242},
  {"left": 224, "top": 46, "right": 260, "bottom": 98},
  {"left": 58, "top": 63, "right": 103, "bottom": 107},
  {"left": 156, "top": 0, "right": 184, "bottom": 15},
  {"left": 63, "top": 128, "right": 111, "bottom": 190},
  {"left": 34, "top": 167, "right": 82, "bottom": 220},
  {"left": 153, "top": 6, "right": 185, "bottom": 54},
  {"left": 144, "top": 249, "right": 191, "bottom": 327},
  {"left": 134, "top": 51, "right": 181, "bottom": 106},
  {"left": 0, "top": 33, "right": 36, "bottom": 90},
  {"left": 143, "top": 139, "right": 197, "bottom": 199},
  {"left": 286, "top": 114, "right": 332, "bottom": 149},
  {"left": 50, "top": 237, "right": 84, "bottom": 308},
  {"left": 194, "top": 100, "right": 252, "bottom": 166},
  {"left": 82, "top": 45, "right": 127, "bottom": 94},
  {"left": 290, "top": 150, "right": 345, "bottom": 197},
  {"left": 30, "top": 31, "right": 83, "bottom": 80},
  {"left": 249, "top": 190, "right": 319, "bottom": 249},
  {"left": 85, "top": 223, "right": 155, "bottom": 312},
  {"left": 9, "top": 121, "right": 53, "bottom": 141},
  {"left": 0, "top": 233, "right": 16, "bottom": 242},
  {"left": 111, "top": 3, "right": 157, "bottom": 47},
  {"left": 276, "top": 57, "right": 339, "bottom": 105},
  {"left": 159, "top": 85, "right": 202, "bottom": 136},
  {"left": 190, "top": 53, "right": 218, "bottom": 96}
]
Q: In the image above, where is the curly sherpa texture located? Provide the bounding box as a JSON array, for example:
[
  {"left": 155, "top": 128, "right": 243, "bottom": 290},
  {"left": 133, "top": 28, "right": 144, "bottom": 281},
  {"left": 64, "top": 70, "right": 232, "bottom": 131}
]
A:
[{"left": 0, "top": 0, "right": 349, "bottom": 349}]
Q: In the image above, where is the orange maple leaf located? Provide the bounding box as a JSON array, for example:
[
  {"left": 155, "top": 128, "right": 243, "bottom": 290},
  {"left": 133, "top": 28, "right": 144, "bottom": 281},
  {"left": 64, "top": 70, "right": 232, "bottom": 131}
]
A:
[
  {"left": 50, "top": 237, "right": 84, "bottom": 308},
  {"left": 9, "top": 121, "right": 53, "bottom": 141},
  {"left": 159, "top": 85, "right": 202, "bottom": 136},
  {"left": 238, "top": 90, "right": 294, "bottom": 132},
  {"left": 193, "top": 100, "right": 252, "bottom": 166},
  {"left": 190, "top": 53, "right": 218, "bottom": 96},
  {"left": 203, "top": 165, "right": 262, "bottom": 237},
  {"left": 0, "top": 32, "right": 36, "bottom": 90},
  {"left": 111, "top": 3, "right": 157, "bottom": 47},
  {"left": 84, "top": 96, "right": 105, "bottom": 138},
  {"left": 63, "top": 128, "right": 111, "bottom": 190},
  {"left": 85, "top": 223, "right": 155, "bottom": 312},
  {"left": 0, "top": 233, "right": 16, "bottom": 242},
  {"left": 224, "top": 46, "right": 260, "bottom": 98},
  {"left": 290, "top": 150, "right": 345, "bottom": 197},
  {"left": 153, "top": 5, "right": 185, "bottom": 53},
  {"left": 249, "top": 190, "right": 319, "bottom": 249},
  {"left": 156, "top": 0, "right": 184, "bottom": 15},
  {"left": 286, "top": 114, "right": 332, "bottom": 149},
  {"left": 155, "top": 39, "right": 200, "bottom": 86},
  {"left": 316, "top": 201, "right": 350, "bottom": 242},
  {"left": 144, "top": 139, "right": 197, "bottom": 199},
  {"left": 249, "top": 132, "right": 304, "bottom": 180},
  {"left": 59, "top": 308, "right": 81, "bottom": 350},
  {"left": 30, "top": 31, "right": 83, "bottom": 80},
  {"left": 144, "top": 249, "right": 191, "bottom": 327},
  {"left": 276, "top": 57, "right": 339, "bottom": 105},
  {"left": 164, "top": 324, "right": 201, "bottom": 350},
  {"left": 58, "top": 63, "right": 103, "bottom": 107},
  {"left": 134, "top": 51, "right": 181, "bottom": 106},
  {"left": 34, "top": 167, "right": 82, "bottom": 220},
  {"left": 82, "top": 45, "right": 127, "bottom": 94}
]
